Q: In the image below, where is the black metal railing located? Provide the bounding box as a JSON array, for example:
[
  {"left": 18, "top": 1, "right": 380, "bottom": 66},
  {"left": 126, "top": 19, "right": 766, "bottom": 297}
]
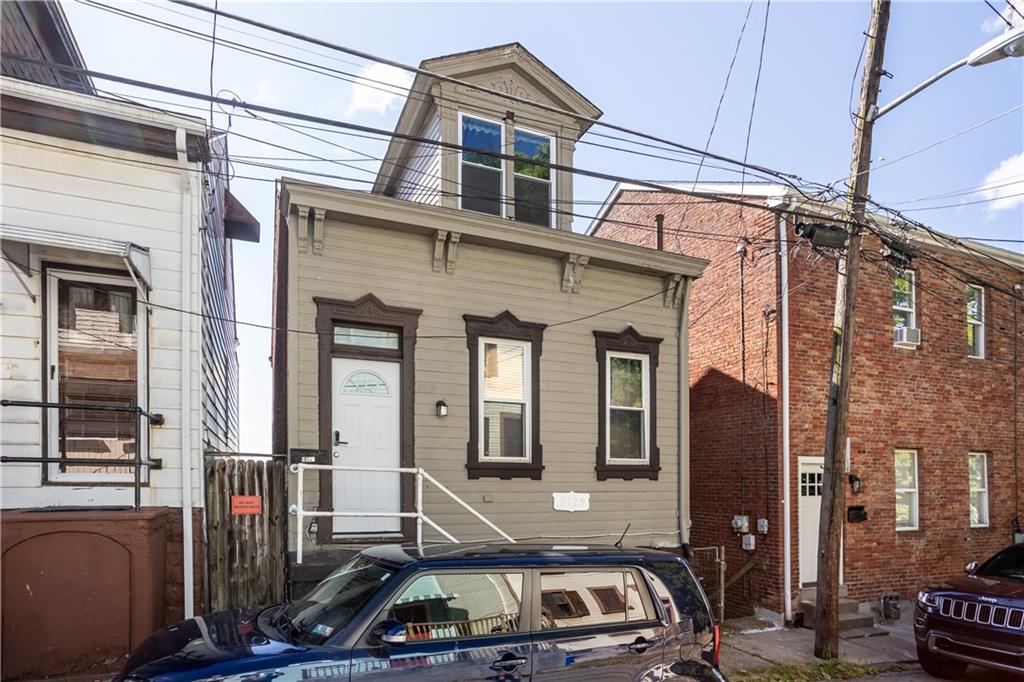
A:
[{"left": 0, "top": 399, "right": 164, "bottom": 510}]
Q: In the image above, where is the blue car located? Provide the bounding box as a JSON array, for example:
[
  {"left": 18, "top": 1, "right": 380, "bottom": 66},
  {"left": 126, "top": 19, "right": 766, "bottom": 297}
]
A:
[{"left": 118, "top": 543, "right": 725, "bottom": 681}]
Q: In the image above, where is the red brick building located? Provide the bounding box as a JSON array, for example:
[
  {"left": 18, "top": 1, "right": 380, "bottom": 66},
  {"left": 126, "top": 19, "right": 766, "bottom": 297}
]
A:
[{"left": 592, "top": 182, "right": 1023, "bottom": 623}]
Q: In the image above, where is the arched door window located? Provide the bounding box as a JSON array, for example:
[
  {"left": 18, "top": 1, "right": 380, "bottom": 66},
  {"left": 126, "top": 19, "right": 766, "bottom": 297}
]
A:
[{"left": 341, "top": 370, "right": 390, "bottom": 396}]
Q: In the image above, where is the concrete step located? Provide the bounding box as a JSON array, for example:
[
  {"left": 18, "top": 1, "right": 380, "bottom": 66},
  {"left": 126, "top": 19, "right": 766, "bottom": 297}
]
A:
[
  {"left": 798, "top": 602, "right": 874, "bottom": 631},
  {"left": 799, "top": 597, "right": 860, "bottom": 616},
  {"left": 799, "top": 585, "right": 848, "bottom": 601}
]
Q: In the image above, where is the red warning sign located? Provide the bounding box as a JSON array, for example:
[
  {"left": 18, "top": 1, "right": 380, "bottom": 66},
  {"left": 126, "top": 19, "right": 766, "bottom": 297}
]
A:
[{"left": 231, "top": 495, "right": 263, "bottom": 515}]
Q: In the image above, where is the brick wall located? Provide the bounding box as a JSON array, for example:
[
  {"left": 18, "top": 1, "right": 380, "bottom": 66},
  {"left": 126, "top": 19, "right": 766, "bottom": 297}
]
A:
[
  {"left": 597, "top": 188, "right": 1024, "bottom": 615},
  {"left": 164, "top": 508, "right": 205, "bottom": 623}
]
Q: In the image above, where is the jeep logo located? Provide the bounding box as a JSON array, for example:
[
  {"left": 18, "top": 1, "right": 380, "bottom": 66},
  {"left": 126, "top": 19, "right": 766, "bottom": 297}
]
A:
[{"left": 979, "top": 596, "right": 998, "bottom": 603}]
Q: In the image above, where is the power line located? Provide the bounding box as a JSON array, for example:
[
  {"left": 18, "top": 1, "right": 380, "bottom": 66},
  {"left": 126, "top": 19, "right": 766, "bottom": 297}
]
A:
[
  {"left": 899, "top": 189, "right": 1024, "bottom": 212},
  {"left": 984, "top": 0, "right": 1014, "bottom": 27},
  {"left": 739, "top": 0, "right": 772, "bottom": 228}
]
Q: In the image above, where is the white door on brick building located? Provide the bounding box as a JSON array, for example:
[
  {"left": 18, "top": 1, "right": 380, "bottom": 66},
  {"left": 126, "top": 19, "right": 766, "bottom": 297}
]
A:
[{"left": 798, "top": 457, "right": 824, "bottom": 585}]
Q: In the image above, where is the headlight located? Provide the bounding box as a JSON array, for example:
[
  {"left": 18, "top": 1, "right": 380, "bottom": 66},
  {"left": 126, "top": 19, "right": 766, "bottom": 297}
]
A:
[{"left": 917, "top": 590, "right": 937, "bottom": 607}]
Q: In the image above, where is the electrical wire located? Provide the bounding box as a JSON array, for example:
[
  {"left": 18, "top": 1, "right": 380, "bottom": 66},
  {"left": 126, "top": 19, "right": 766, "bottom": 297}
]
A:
[
  {"left": 985, "top": 0, "right": 1014, "bottom": 27},
  {"left": 738, "top": 0, "right": 772, "bottom": 229}
]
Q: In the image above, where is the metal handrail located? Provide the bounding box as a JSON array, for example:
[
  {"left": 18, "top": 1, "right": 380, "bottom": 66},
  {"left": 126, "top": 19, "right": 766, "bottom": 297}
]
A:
[
  {"left": 288, "top": 463, "right": 516, "bottom": 563},
  {"left": 0, "top": 398, "right": 164, "bottom": 510}
]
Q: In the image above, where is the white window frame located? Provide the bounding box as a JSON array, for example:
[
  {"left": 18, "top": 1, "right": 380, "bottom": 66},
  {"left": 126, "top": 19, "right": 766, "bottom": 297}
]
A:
[
  {"left": 478, "top": 336, "right": 531, "bottom": 463},
  {"left": 894, "top": 448, "right": 919, "bottom": 531},
  {"left": 457, "top": 112, "right": 506, "bottom": 218},
  {"left": 511, "top": 124, "right": 556, "bottom": 228},
  {"left": 605, "top": 351, "right": 651, "bottom": 466},
  {"left": 967, "top": 285, "right": 985, "bottom": 359},
  {"left": 892, "top": 270, "right": 916, "bottom": 332},
  {"left": 46, "top": 268, "right": 149, "bottom": 483},
  {"left": 968, "top": 452, "right": 989, "bottom": 528}
]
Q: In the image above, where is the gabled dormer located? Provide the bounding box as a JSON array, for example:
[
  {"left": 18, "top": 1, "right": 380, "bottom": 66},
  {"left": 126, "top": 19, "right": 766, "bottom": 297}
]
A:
[{"left": 373, "top": 43, "right": 601, "bottom": 231}]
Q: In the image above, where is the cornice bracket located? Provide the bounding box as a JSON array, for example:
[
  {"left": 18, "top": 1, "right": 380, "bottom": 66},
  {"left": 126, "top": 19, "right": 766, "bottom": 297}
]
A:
[
  {"left": 446, "top": 232, "right": 461, "bottom": 274},
  {"left": 432, "top": 230, "right": 449, "bottom": 273},
  {"left": 663, "top": 274, "right": 683, "bottom": 308},
  {"left": 561, "top": 253, "right": 589, "bottom": 294},
  {"left": 311, "top": 207, "right": 326, "bottom": 255},
  {"left": 295, "top": 205, "right": 310, "bottom": 253}
]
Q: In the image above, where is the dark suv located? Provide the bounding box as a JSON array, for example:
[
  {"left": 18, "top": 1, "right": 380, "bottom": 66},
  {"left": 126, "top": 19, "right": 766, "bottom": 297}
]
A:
[
  {"left": 914, "top": 542, "right": 1024, "bottom": 679},
  {"left": 118, "top": 543, "right": 725, "bottom": 681}
]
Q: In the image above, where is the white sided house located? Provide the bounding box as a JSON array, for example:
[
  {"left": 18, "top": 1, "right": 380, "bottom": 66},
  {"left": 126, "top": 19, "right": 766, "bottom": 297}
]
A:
[{"left": 0, "top": 4, "right": 258, "bottom": 675}]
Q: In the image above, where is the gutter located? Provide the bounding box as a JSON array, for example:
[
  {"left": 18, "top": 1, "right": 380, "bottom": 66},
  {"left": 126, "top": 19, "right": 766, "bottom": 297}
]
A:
[
  {"left": 176, "top": 128, "right": 195, "bottom": 618},
  {"left": 779, "top": 211, "right": 793, "bottom": 623}
]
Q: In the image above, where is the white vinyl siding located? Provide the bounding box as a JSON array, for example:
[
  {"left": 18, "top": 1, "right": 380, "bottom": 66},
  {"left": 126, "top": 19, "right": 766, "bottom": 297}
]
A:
[
  {"left": 968, "top": 452, "right": 989, "bottom": 528},
  {"left": 967, "top": 285, "right": 984, "bottom": 358},
  {"left": 395, "top": 110, "right": 442, "bottom": 205},
  {"left": 895, "top": 449, "right": 919, "bottom": 531}
]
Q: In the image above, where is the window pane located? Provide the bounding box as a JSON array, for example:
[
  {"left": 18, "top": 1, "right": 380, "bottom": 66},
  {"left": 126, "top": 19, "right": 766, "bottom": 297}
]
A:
[
  {"left": 610, "top": 356, "right": 643, "bottom": 408},
  {"left": 968, "top": 323, "right": 981, "bottom": 357},
  {"left": 461, "top": 163, "right": 502, "bottom": 216},
  {"left": 895, "top": 491, "right": 916, "bottom": 528},
  {"left": 625, "top": 573, "right": 652, "bottom": 622},
  {"left": 540, "top": 572, "right": 628, "bottom": 629},
  {"left": 462, "top": 117, "right": 502, "bottom": 168},
  {"left": 483, "top": 402, "right": 524, "bottom": 459},
  {"left": 333, "top": 326, "right": 398, "bottom": 349},
  {"left": 966, "top": 287, "right": 982, "bottom": 323},
  {"left": 970, "top": 491, "right": 988, "bottom": 526},
  {"left": 892, "top": 274, "right": 912, "bottom": 309},
  {"left": 514, "top": 129, "right": 550, "bottom": 180},
  {"left": 514, "top": 176, "right": 551, "bottom": 227},
  {"left": 610, "top": 409, "right": 644, "bottom": 460},
  {"left": 893, "top": 310, "right": 910, "bottom": 330},
  {"left": 57, "top": 280, "right": 137, "bottom": 475},
  {"left": 389, "top": 573, "right": 523, "bottom": 641},
  {"left": 968, "top": 454, "right": 985, "bottom": 490},
  {"left": 483, "top": 342, "right": 525, "bottom": 400},
  {"left": 895, "top": 450, "right": 916, "bottom": 488}
]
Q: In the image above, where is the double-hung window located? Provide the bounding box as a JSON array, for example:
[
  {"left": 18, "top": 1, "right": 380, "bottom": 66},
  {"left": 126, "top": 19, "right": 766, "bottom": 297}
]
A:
[
  {"left": 966, "top": 285, "right": 984, "bottom": 358},
  {"left": 594, "top": 328, "right": 661, "bottom": 480},
  {"left": 895, "top": 449, "right": 919, "bottom": 531},
  {"left": 892, "top": 271, "right": 916, "bottom": 334},
  {"left": 459, "top": 114, "right": 555, "bottom": 227},
  {"left": 45, "top": 267, "right": 148, "bottom": 483},
  {"left": 968, "top": 452, "right": 989, "bottom": 527},
  {"left": 464, "top": 311, "right": 545, "bottom": 479}
]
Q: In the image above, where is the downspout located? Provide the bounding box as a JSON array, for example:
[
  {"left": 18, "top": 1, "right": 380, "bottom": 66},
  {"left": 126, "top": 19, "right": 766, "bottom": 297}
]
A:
[
  {"left": 779, "top": 212, "right": 793, "bottom": 624},
  {"left": 678, "top": 276, "right": 692, "bottom": 547},
  {"left": 176, "top": 128, "right": 195, "bottom": 618}
]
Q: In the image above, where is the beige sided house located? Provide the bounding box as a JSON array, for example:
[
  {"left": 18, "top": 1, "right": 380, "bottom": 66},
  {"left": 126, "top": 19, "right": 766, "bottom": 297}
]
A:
[{"left": 273, "top": 44, "right": 707, "bottom": 583}]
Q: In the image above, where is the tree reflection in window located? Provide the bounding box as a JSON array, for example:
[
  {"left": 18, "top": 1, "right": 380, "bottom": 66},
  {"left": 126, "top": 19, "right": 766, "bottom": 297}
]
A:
[{"left": 341, "top": 371, "right": 390, "bottom": 395}]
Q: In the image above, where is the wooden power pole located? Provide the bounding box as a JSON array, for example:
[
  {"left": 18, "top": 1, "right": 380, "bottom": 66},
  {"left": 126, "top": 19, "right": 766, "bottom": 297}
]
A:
[{"left": 814, "top": 0, "right": 891, "bottom": 660}]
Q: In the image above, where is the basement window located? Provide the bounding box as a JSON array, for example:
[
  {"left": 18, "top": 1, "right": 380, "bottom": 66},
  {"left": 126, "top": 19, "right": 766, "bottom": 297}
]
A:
[
  {"left": 966, "top": 285, "right": 984, "bottom": 358},
  {"left": 895, "top": 449, "right": 919, "bottom": 531}
]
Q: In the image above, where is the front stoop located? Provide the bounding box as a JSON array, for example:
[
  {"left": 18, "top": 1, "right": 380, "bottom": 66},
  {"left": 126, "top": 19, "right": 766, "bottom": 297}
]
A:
[{"left": 797, "top": 595, "right": 883, "bottom": 634}]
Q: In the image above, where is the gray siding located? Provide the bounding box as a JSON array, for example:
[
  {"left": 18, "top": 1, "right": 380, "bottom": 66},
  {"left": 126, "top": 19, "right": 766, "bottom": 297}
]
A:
[
  {"left": 289, "top": 217, "right": 684, "bottom": 548},
  {"left": 394, "top": 109, "right": 441, "bottom": 205}
]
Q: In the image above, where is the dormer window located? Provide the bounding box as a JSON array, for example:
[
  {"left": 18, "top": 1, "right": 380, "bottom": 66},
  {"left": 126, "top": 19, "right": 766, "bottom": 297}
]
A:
[
  {"left": 460, "top": 114, "right": 503, "bottom": 217},
  {"left": 459, "top": 113, "right": 555, "bottom": 228}
]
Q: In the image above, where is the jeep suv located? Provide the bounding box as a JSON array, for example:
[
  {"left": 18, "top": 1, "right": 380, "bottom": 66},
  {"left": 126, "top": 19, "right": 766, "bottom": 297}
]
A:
[
  {"left": 914, "top": 542, "right": 1024, "bottom": 679},
  {"left": 118, "top": 543, "right": 725, "bottom": 681}
]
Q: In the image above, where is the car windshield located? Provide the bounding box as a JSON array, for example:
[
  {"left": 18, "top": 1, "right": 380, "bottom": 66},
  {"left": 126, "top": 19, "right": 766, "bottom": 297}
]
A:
[
  {"left": 977, "top": 544, "right": 1024, "bottom": 580},
  {"left": 280, "top": 555, "right": 396, "bottom": 644}
]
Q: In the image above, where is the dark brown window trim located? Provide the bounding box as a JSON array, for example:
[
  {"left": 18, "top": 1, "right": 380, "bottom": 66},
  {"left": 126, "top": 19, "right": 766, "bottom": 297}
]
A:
[
  {"left": 314, "top": 294, "right": 421, "bottom": 544},
  {"left": 464, "top": 310, "right": 546, "bottom": 480},
  {"left": 594, "top": 326, "right": 662, "bottom": 481},
  {"left": 40, "top": 261, "right": 152, "bottom": 487}
]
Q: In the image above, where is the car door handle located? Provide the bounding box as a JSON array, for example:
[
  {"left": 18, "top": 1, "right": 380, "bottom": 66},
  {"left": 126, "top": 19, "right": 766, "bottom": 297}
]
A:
[
  {"left": 627, "top": 637, "right": 651, "bottom": 654},
  {"left": 490, "top": 653, "right": 528, "bottom": 671}
]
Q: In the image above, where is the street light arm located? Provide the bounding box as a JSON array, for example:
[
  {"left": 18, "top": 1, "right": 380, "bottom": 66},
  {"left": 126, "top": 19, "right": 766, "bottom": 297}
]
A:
[{"left": 870, "top": 56, "right": 968, "bottom": 121}]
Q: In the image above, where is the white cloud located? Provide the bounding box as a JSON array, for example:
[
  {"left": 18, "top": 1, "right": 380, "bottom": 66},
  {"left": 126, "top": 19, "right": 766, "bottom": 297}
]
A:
[
  {"left": 981, "top": 152, "right": 1024, "bottom": 216},
  {"left": 981, "top": 5, "right": 1022, "bottom": 34},
  {"left": 345, "top": 63, "right": 413, "bottom": 117}
]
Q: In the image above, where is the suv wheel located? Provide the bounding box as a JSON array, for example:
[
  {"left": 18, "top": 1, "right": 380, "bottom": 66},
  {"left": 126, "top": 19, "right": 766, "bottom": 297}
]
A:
[{"left": 917, "top": 645, "right": 967, "bottom": 679}]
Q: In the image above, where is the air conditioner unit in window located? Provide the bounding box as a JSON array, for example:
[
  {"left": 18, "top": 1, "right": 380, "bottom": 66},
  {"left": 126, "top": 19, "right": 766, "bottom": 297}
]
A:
[{"left": 894, "top": 327, "right": 921, "bottom": 347}]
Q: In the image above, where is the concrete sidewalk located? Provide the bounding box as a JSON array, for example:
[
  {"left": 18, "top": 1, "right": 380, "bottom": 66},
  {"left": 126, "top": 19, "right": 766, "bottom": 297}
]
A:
[{"left": 720, "top": 617, "right": 918, "bottom": 678}]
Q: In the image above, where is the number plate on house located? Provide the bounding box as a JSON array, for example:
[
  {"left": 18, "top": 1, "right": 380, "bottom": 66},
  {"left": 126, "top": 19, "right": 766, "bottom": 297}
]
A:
[{"left": 231, "top": 495, "right": 263, "bottom": 515}]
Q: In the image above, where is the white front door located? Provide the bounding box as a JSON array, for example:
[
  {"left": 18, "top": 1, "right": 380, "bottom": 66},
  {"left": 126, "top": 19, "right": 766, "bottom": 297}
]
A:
[
  {"left": 798, "top": 457, "right": 824, "bottom": 586},
  {"left": 331, "top": 358, "right": 401, "bottom": 535}
]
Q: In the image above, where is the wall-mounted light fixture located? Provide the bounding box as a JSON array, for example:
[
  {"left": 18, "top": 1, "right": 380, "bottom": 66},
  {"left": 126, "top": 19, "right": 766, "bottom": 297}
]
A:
[
  {"left": 848, "top": 473, "right": 863, "bottom": 494},
  {"left": 435, "top": 400, "right": 448, "bottom": 418}
]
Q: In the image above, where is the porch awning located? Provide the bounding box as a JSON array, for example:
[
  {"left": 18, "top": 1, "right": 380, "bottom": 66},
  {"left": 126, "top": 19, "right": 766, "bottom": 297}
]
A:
[{"left": 0, "top": 224, "right": 152, "bottom": 289}]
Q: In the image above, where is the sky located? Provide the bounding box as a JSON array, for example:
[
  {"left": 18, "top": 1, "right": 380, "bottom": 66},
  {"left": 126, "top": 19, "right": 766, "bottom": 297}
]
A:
[{"left": 61, "top": 0, "right": 1024, "bottom": 454}]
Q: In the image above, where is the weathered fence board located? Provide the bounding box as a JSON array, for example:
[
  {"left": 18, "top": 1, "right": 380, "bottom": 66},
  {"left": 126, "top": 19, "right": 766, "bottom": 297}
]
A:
[{"left": 205, "top": 457, "right": 286, "bottom": 611}]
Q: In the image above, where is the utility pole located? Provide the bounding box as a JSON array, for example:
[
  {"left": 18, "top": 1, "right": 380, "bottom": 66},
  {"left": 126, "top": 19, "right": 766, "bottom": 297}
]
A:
[{"left": 814, "top": 0, "right": 891, "bottom": 660}]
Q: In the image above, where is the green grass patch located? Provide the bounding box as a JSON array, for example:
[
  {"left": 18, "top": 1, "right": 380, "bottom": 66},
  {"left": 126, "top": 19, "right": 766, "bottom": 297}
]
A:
[{"left": 732, "top": 659, "right": 902, "bottom": 682}]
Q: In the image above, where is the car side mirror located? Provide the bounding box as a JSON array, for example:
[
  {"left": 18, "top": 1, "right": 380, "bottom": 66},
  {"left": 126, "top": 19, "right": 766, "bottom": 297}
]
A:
[
  {"left": 965, "top": 561, "right": 979, "bottom": 575},
  {"left": 371, "top": 620, "right": 407, "bottom": 646}
]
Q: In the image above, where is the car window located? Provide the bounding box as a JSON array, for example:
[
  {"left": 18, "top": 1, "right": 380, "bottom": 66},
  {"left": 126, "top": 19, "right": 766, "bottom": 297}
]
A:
[
  {"left": 646, "top": 559, "right": 714, "bottom": 632},
  {"left": 283, "top": 555, "right": 396, "bottom": 644},
  {"left": 978, "top": 544, "right": 1024, "bottom": 580},
  {"left": 539, "top": 570, "right": 652, "bottom": 629},
  {"left": 386, "top": 572, "right": 524, "bottom": 641}
]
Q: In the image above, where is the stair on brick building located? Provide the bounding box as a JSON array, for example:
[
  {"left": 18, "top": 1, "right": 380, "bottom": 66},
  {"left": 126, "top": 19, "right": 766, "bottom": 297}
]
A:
[{"left": 797, "top": 587, "right": 881, "bottom": 634}]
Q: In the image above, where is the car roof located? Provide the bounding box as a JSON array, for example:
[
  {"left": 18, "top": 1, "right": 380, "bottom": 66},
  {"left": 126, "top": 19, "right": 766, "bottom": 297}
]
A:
[{"left": 360, "top": 542, "right": 684, "bottom": 567}]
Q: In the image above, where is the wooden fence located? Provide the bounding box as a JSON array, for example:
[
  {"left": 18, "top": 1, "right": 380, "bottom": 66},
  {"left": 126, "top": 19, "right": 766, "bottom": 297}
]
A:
[{"left": 205, "top": 456, "right": 287, "bottom": 611}]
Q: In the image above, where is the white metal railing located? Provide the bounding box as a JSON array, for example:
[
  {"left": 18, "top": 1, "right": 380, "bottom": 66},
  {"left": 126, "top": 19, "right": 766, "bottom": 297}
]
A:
[{"left": 288, "top": 464, "right": 515, "bottom": 563}]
